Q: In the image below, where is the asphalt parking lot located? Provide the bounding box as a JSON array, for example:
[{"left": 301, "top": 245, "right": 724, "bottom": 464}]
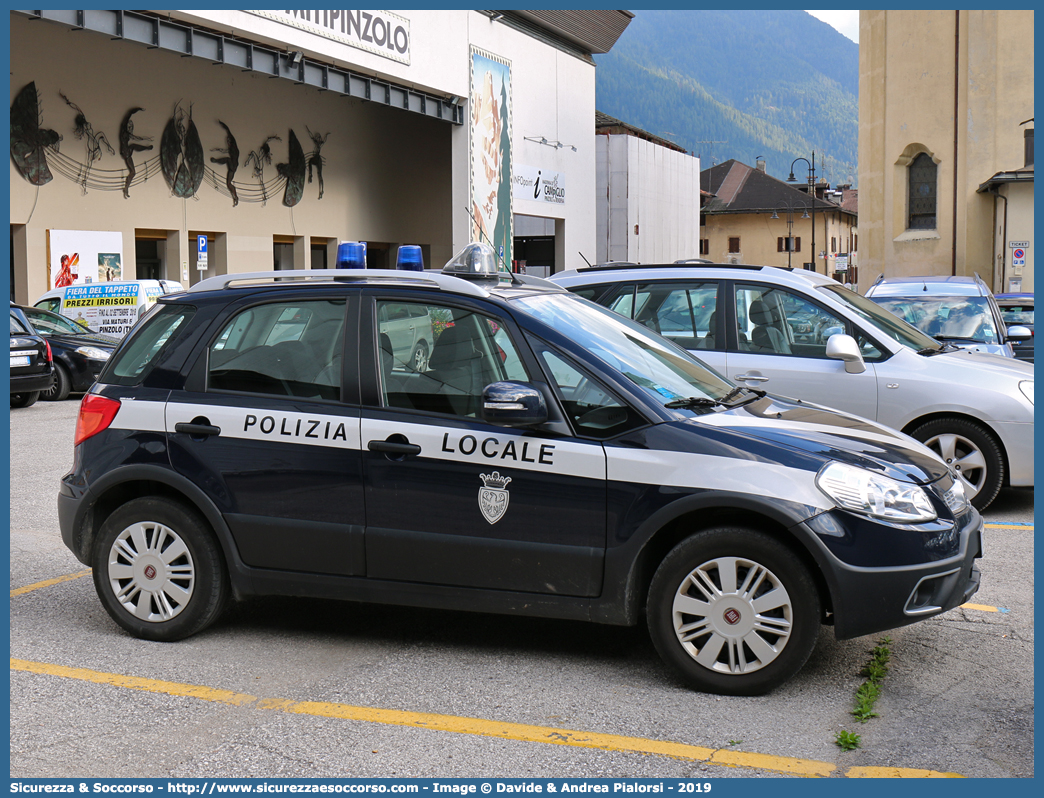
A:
[{"left": 8, "top": 399, "right": 1034, "bottom": 779}]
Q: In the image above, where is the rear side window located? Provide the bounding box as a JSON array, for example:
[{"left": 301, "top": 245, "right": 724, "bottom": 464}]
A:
[
  {"left": 104, "top": 304, "right": 196, "bottom": 385},
  {"left": 208, "top": 299, "right": 345, "bottom": 400}
]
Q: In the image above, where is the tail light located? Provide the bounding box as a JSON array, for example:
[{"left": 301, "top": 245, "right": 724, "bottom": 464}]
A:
[
  {"left": 74, "top": 394, "right": 121, "bottom": 447},
  {"left": 44, "top": 339, "right": 53, "bottom": 362}
]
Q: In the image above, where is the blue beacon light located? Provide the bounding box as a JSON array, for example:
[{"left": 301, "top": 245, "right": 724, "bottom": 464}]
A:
[
  {"left": 336, "top": 242, "right": 367, "bottom": 269},
  {"left": 396, "top": 245, "right": 424, "bottom": 271}
]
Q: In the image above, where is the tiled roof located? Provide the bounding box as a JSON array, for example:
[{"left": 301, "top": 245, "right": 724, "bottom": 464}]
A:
[{"left": 701, "top": 159, "right": 855, "bottom": 217}]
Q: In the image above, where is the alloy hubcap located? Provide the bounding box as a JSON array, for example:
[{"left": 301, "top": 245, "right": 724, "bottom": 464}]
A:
[
  {"left": 923, "top": 433, "right": 987, "bottom": 499},
  {"left": 107, "top": 520, "right": 195, "bottom": 622},
  {"left": 672, "top": 556, "right": 792, "bottom": 675}
]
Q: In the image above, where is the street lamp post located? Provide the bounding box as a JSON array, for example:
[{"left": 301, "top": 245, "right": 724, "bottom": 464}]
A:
[
  {"left": 788, "top": 152, "right": 816, "bottom": 272},
  {"left": 770, "top": 200, "right": 810, "bottom": 269}
]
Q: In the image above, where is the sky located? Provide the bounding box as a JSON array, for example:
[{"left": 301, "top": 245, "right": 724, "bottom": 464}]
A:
[{"left": 805, "top": 10, "right": 859, "bottom": 43}]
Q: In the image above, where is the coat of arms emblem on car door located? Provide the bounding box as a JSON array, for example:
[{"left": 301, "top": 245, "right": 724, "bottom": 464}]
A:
[{"left": 478, "top": 472, "right": 512, "bottom": 524}]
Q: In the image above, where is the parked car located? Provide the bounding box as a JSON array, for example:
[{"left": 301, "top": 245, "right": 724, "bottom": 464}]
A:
[
  {"left": 20, "top": 305, "right": 118, "bottom": 401},
  {"left": 864, "top": 274, "right": 1030, "bottom": 358},
  {"left": 10, "top": 302, "right": 53, "bottom": 408},
  {"left": 995, "top": 293, "right": 1034, "bottom": 362},
  {"left": 549, "top": 263, "right": 1034, "bottom": 511},
  {"left": 35, "top": 278, "right": 185, "bottom": 339},
  {"left": 57, "top": 245, "right": 982, "bottom": 696}
]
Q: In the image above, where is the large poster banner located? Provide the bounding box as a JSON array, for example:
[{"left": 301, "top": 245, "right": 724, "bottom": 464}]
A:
[
  {"left": 47, "top": 229, "right": 124, "bottom": 289},
  {"left": 470, "top": 48, "right": 512, "bottom": 272}
]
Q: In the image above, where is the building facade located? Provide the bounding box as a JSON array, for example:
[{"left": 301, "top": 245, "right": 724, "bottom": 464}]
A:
[
  {"left": 593, "top": 111, "right": 702, "bottom": 265},
  {"left": 858, "top": 9, "right": 1034, "bottom": 293},
  {"left": 700, "top": 159, "right": 858, "bottom": 286},
  {"left": 9, "top": 10, "right": 631, "bottom": 303}
]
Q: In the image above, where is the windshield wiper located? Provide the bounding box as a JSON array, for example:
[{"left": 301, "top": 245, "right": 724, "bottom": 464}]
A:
[
  {"left": 917, "top": 339, "right": 965, "bottom": 355},
  {"left": 665, "top": 386, "right": 765, "bottom": 410}
]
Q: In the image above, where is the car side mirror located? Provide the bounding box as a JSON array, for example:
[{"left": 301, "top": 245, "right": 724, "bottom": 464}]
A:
[
  {"left": 481, "top": 381, "right": 548, "bottom": 427},
  {"left": 1006, "top": 324, "right": 1032, "bottom": 342},
  {"left": 826, "top": 333, "right": 866, "bottom": 374}
]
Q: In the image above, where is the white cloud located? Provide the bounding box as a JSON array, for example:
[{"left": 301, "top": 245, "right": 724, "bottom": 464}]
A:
[{"left": 805, "top": 10, "right": 859, "bottom": 44}]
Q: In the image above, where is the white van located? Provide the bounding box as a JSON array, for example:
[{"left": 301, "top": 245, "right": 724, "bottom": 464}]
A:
[{"left": 34, "top": 280, "right": 184, "bottom": 338}]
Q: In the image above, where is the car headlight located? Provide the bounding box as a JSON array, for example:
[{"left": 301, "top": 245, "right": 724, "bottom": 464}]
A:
[
  {"left": 75, "top": 346, "right": 111, "bottom": 360},
  {"left": 816, "top": 462, "right": 937, "bottom": 523},
  {"left": 1019, "top": 380, "right": 1033, "bottom": 404}
]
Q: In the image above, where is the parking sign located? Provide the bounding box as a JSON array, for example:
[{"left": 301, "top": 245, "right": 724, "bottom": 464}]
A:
[{"left": 197, "top": 235, "right": 209, "bottom": 270}]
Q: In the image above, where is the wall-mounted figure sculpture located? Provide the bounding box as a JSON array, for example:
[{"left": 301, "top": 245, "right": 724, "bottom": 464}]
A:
[
  {"left": 277, "top": 129, "right": 306, "bottom": 208},
  {"left": 210, "top": 120, "right": 240, "bottom": 207},
  {"left": 306, "top": 127, "right": 330, "bottom": 200},
  {"left": 244, "top": 135, "right": 281, "bottom": 205},
  {"left": 161, "top": 102, "right": 205, "bottom": 198},
  {"left": 10, "top": 82, "right": 62, "bottom": 186},
  {"left": 119, "top": 107, "right": 153, "bottom": 198},
  {"left": 59, "top": 92, "right": 114, "bottom": 194}
]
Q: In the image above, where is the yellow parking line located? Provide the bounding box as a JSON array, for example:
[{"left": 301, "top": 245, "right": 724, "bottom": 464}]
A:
[
  {"left": 9, "top": 659, "right": 832, "bottom": 775},
  {"left": 984, "top": 523, "right": 1033, "bottom": 530},
  {"left": 10, "top": 658, "right": 963, "bottom": 778},
  {"left": 961, "top": 603, "right": 1002, "bottom": 613},
  {"left": 10, "top": 569, "right": 92, "bottom": 597}
]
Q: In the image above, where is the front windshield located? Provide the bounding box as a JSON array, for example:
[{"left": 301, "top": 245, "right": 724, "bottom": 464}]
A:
[
  {"left": 25, "top": 307, "right": 93, "bottom": 336},
  {"left": 819, "top": 284, "right": 941, "bottom": 352},
  {"left": 511, "top": 292, "right": 734, "bottom": 409},
  {"left": 870, "top": 295, "right": 998, "bottom": 344}
]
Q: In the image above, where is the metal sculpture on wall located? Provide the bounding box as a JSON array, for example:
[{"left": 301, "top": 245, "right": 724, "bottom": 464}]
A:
[
  {"left": 276, "top": 129, "right": 306, "bottom": 208},
  {"left": 306, "top": 127, "right": 330, "bottom": 200},
  {"left": 160, "top": 102, "right": 205, "bottom": 198},
  {"left": 59, "top": 92, "right": 114, "bottom": 194},
  {"left": 244, "top": 135, "right": 281, "bottom": 205},
  {"left": 119, "top": 107, "right": 154, "bottom": 198},
  {"left": 10, "top": 82, "right": 62, "bottom": 186},
  {"left": 210, "top": 120, "right": 240, "bottom": 207}
]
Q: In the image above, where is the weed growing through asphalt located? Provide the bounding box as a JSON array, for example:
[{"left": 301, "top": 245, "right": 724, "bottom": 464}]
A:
[
  {"left": 835, "top": 637, "right": 893, "bottom": 750},
  {"left": 835, "top": 730, "right": 861, "bottom": 751}
]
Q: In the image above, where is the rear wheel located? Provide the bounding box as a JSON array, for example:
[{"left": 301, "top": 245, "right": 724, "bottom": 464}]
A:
[
  {"left": 10, "top": 391, "right": 40, "bottom": 408},
  {"left": 92, "top": 497, "right": 230, "bottom": 641},
  {"left": 43, "top": 363, "right": 71, "bottom": 401},
  {"left": 909, "top": 418, "right": 1003, "bottom": 511},
  {"left": 647, "top": 527, "right": 821, "bottom": 696},
  {"left": 410, "top": 340, "right": 429, "bottom": 372}
]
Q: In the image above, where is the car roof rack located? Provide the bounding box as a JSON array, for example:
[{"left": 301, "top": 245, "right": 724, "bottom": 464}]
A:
[
  {"left": 573, "top": 261, "right": 765, "bottom": 273},
  {"left": 186, "top": 268, "right": 490, "bottom": 299}
]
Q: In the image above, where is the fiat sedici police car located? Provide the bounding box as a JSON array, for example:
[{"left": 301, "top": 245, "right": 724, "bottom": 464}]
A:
[{"left": 59, "top": 243, "right": 982, "bottom": 695}]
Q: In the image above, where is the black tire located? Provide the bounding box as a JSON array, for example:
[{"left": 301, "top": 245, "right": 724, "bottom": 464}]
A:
[
  {"left": 647, "top": 527, "right": 821, "bottom": 696},
  {"left": 92, "top": 497, "right": 230, "bottom": 641},
  {"left": 410, "top": 340, "right": 429, "bottom": 372},
  {"left": 43, "top": 363, "right": 71, "bottom": 401},
  {"left": 909, "top": 417, "right": 1004, "bottom": 512},
  {"left": 10, "top": 391, "right": 40, "bottom": 408}
]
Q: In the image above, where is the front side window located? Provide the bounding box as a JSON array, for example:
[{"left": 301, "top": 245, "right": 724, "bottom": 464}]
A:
[
  {"left": 538, "top": 348, "right": 643, "bottom": 439},
  {"left": 908, "top": 152, "right": 937, "bottom": 230},
  {"left": 377, "top": 300, "right": 529, "bottom": 419},
  {"left": 208, "top": 299, "right": 345, "bottom": 400}
]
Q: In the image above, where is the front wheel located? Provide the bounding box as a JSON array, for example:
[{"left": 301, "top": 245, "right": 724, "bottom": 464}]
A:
[
  {"left": 909, "top": 418, "right": 1004, "bottom": 511},
  {"left": 647, "top": 527, "right": 821, "bottom": 696},
  {"left": 43, "top": 363, "right": 71, "bottom": 401},
  {"left": 92, "top": 497, "right": 230, "bottom": 641}
]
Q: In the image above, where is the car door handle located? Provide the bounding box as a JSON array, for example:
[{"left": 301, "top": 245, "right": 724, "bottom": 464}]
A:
[
  {"left": 175, "top": 421, "right": 222, "bottom": 437},
  {"left": 368, "top": 438, "right": 422, "bottom": 456},
  {"left": 733, "top": 373, "right": 770, "bottom": 383}
]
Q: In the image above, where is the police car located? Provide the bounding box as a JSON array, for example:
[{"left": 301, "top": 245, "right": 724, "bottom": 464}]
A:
[{"left": 58, "top": 244, "right": 982, "bottom": 695}]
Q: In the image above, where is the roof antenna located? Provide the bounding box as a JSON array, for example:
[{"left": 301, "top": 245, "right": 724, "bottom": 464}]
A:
[{"left": 579, "top": 251, "right": 593, "bottom": 268}]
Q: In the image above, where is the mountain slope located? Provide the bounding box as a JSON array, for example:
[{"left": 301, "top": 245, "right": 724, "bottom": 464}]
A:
[{"left": 595, "top": 10, "right": 859, "bottom": 185}]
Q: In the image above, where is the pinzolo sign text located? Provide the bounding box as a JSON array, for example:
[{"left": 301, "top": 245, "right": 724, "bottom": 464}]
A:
[{"left": 249, "top": 10, "right": 411, "bottom": 64}]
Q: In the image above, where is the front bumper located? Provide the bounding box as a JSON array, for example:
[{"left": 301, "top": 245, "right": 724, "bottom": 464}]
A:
[{"left": 804, "top": 511, "right": 983, "bottom": 640}]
